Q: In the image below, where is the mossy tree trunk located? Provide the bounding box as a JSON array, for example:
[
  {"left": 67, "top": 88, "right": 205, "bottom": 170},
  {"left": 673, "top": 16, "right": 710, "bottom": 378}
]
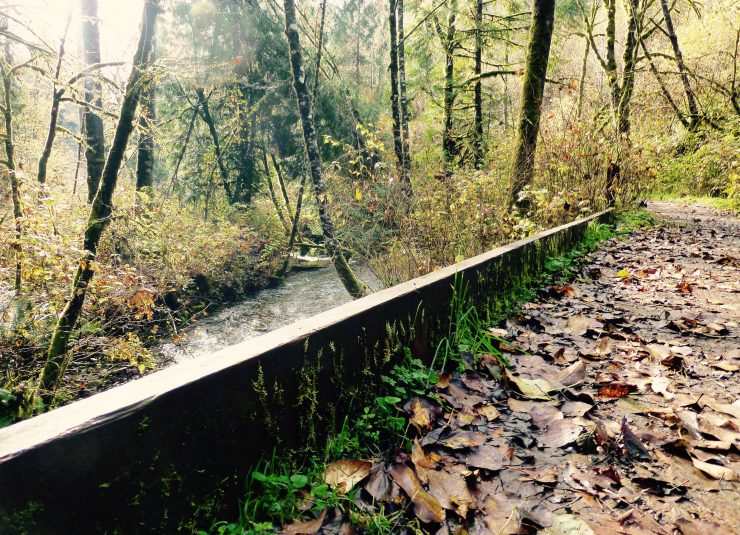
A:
[
  {"left": 39, "top": 0, "right": 161, "bottom": 399},
  {"left": 283, "top": 0, "right": 367, "bottom": 298},
  {"left": 389, "top": 0, "right": 405, "bottom": 180},
  {"left": 0, "top": 21, "right": 22, "bottom": 293},
  {"left": 136, "top": 43, "right": 156, "bottom": 192},
  {"left": 473, "top": 0, "right": 484, "bottom": 169},
  {"left": 509, "top": 0, "right": 555, "bottom": 208},
  {"left": 312, "top": 0, "right": 327, "bottom": 100},
  {"left": 435, "top": 0, "right": 459, "bottom": 172},
  {"left": 37, "top": 18, "right": 71, "bottom": 186},
  {"left": 616, "top": 0, "right": 639, "bottom": 135},
  {"left": 195, "top": 87, "right": 234, "bottom": 203},
  {"left": 576, "top": 35, "right": 589, "bottom": 118},
  {"left": 397, "top": 0, "right": 412, "bottom": 196},
  {"left": 81, "top": 0, "right": 106, "bottom": 203},
  {"left": 659, "top": 0, "right": 700, "bottom": 129}
]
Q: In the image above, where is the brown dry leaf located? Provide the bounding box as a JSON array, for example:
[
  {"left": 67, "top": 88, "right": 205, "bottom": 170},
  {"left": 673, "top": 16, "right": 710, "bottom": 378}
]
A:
[
  {"left": 530, "top": 404, "right": 564, "bottom": 429},
  {"left": 427, "top": 469, "right": 475, "bottom": 517},
  {"left": 520, "top": 466, "right": 558, "bottom": 484},
  {"left": 690, "top": 457, "right": 737, "bottom": 481},
  {"left": 651, "top": 376, "right": 675, "bottom": 400},
  {"left": 403, "top": 397, "right": 441, "bottom": 433},
  {"left": 702, "top": 399, "right": 740, "bottom": 420},
  {"left": 389, "top": 464, "right": 446, "bottom": 524},
  {"left": 281, "top": 510, "right": 326, "bottom": 534},
  {"left": 644, "top": 343, "right": 671, "bottom": 360},
  {"left": 538, "top": 419, "right": 583, "bottom": 448},
  {"left": 506, "top": 370, "right": 556, "bottom": 400},
  {"left": 324, "top": 460, "right": 372, "bottom": 494},
  {"left": 466, "top": 444, "right": 507, "bottom": 471},
  {"left": 508, "top": 398, "right": 540, "bottom": 412},
  {"left": 550, "top": 360, "right": 587, "bottom": 388},
  {"left": 543, "top": 514, "right": 596, "bottom": 535},
  {"left": 710, "top": 361, "right": 739, "bottom": 372},
  {"left": 488, "top": 327, "right": 509, "bottom": 338},
  {"left": 597, "top": 383, "right": 631, "bottom": 398},
  {"left": 477, "top": 404, "right": 501, "bottom": 421},
  {"left": 566, "top": 314, "right": 590, "bottom": 336},
  {"left": 439, "top": 431, "right": 487, "bottom": 449},
  {"left": 561, "top": 401, "right": 593, "bottom": 417}
]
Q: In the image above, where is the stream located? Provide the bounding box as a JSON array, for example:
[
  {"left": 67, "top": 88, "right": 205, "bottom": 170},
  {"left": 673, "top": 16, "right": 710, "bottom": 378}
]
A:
[{"left": 158, "top": 264, "right": 383, "bottom": 363}]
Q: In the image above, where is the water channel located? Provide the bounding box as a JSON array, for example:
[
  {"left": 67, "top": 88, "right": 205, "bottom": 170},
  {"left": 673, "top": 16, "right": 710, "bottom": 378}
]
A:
[{"left": 159, "top": 264, "right": 384, "bottom": 362}]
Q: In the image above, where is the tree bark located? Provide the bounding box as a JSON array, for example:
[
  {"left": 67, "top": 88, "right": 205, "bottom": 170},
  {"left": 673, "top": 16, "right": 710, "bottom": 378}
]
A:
[
  {"left": 261, "top": 144, "right": 290, "bottom": 233},
  {"left": 509, "top": 0, "right": 555, "bottom": 208},
  {"left": 81, "top": 0, "right": 106, "bottom": 203},
  {"left": 40, "top": 0, "right": 161, "bottom": 399},
  {"left": 279, "top": 173, "right": 308, "bottom": 277},
  {"left": 389, "top": 0, "right": 405, "bottom": 179},
  {"left": 283, "top": 0, "right": 367, "bottom": 298},
  {"left": 576, "top": 35, "right": 589, "bottom": 118},
  {"left": 639, "top": 32, "right": 688, "bottom": 127},
  {"left": 195, "top": 87, "right": 233, "bottom": 202},
  {"left": 0, "top": 18, "right": 22, "bottom": 293},
  {"left": 442, "top": 0, "right": 458, "bottom": 170},
  {"left": 616, "top": 0, "right": 639, "bottom": 135},
  {"left": 659, "top": 0, "right": 700, "bottom": 128},
  {"left": 473, "top": 0, "right": 484, "bottom": 168},
  {"left": 312, "top": 0, "right": 327, "bottom": 100},
  {"left": 37, "top": 18, "right": 70, "bottom": 185},
  {"left": 136, "top": 42, "right": 156, "bottom": 191},
  {"left": 271, "top": 153, "right": 292, "bottom": 215},
  {"left": 397, "top": 0, "right": 412, "bottom": 194}
]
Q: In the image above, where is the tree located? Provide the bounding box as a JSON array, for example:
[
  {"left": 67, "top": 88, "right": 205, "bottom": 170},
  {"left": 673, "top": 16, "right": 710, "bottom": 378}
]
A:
[
  {"left": 473, "top": 0, "right": 484, "bottom": 168},
  {"left": 136, "top": 41, "right": 156, "bottom": 192},
  {"left": 509, "top": 0, "right": 556, "bottom": 207},
  {"left": 389, "top": 0, "right": 405, "bottom": 180},
  {"left": 397, "top": 0, "right": 412, "bottom": 194},
  {"left": 434, "top": 0, "right": 459, "bottom": 172},
  {"left": 81, "top": 0, "right": 105, "bottom": 203},
  {"left": 39, "top": 0, "right": 162, "bottom": 399},
  {"left": 283, "top": 0, "right": 367, "bottom": 298},
  {"left": 659, "top": 0, "right": 700, "bottom": 129}
]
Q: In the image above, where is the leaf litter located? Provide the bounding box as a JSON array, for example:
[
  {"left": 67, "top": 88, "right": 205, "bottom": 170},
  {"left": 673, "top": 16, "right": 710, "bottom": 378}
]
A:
[{"left": 275, "top": 203, "right": 739, "bottom": 533}]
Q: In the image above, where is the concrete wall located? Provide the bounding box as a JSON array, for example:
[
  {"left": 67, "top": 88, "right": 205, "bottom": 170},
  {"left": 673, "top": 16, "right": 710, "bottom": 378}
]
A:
[{"left": 0, "top": 210, "right": 611, "bottom": 534}]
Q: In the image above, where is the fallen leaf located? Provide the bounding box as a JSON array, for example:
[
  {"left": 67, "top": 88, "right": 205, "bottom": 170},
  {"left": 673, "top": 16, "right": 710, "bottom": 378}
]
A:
[
  {"left": 538, "top": 419, "right": 583, "bottom": 448},
  {"left": 281, "top": 510, "right": 326, "bottom": 534},
  {"left": 466, "top": 444, "right": 507, "bottom": 471},
  {"left": 439, "top": 431, "right": 487, "bottom": 449},
  {"left": 566, "top": 314, "right": 590, "bottom": 336},
  {"left": 389, "top": 464, "right": 446, "bottom": 524},
  {"left": 690, "top": 457, "right": 737, "bottom": 481},
  {"left": 543, "top": 514, "right": 596, "bottom": 535},
  {"left": 477, "top": 404, "right": 501, "bottom": 421},
  {"left": 529, "top": 404, "right": 564, "bottom": 429},
  {"left": 561, "top": 401, "right": 593, "bottom": 417},
  {"left": 324, "top": 460, "right": 372, "bottom": 494},
  {"left": 427, "top": 469, "right": 475, "bottom": 517},
  {"left": 403, "top": 397, "right": 442, "bottom": 432},
  {"left": 621, "top": 418, "right": 651, "bottom": 460},
  {"left": 597, "top": 384, "right": 631, "bottom": 398},
  {"left": 550, "top": 360, "right": 587, "bottom": 387},
  {"left": 651, "top": 376, "right": 675, "bottom": 400},
  {"left": 506, "top": 370, "right": 556, "bottom": 400}
]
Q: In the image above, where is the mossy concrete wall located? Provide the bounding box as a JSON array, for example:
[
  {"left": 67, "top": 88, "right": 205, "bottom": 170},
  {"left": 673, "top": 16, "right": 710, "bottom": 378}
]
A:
[{"left": 0, "top": 210, "right": 611, "bottom": 534}]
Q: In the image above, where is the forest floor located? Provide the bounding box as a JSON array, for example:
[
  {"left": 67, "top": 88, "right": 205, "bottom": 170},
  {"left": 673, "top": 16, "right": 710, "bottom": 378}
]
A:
[{"left": 271, "top": 201, "right": 740, "bottom": 535}]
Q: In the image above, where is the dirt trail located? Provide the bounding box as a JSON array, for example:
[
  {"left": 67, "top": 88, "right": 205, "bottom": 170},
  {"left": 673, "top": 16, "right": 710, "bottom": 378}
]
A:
[{"left": 283, "top": 202, "right": 740, "bottom": 534}]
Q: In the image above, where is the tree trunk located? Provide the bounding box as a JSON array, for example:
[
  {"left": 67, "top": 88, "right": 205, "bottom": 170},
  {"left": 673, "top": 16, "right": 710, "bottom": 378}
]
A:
[
  {"left": 389, "top": 0, "right": 405, "bottom": 179},
  {"left": 195, "top": 87, "right": 233, "bottom": 202},
  {"left": 40, "top": 0, "right": 161, "bottom": 400},
  {"left": 136, "top": 44, "right": 156, "bottom": 191},
  {"left": 81, "top": 0, "right": 106, "bottom": 203},
  {"left": 1, "top": 36, "right": 21, "bottom": 292},
  {"left": 442, "top": 0, "right": 458, "bottom": 171},
  {"left": 659, "top": 0, "right": 700, "bottom": 128},
  {"left": 168, "top": 102, "right": 199, "bottom": 192},
  {"left": 576, "top": 35, "right": 589, "bottom": 118},
  {"left": 473, "top": 0, "right": 484, "bottom": 168},
  {"left": 283, "top": 0, "right": 367, "bottom": 298},
  {"left": 509, "top": 0, "right": 556, "bottom": 208},
  {"left": 271, "top": 153, "right": 292, "bottom": 214},
  {"left": 261, "top": 144, "right": 290, "bottom": 233},
  {"left": 279, "top": 173, "right": 308, "bottom": 277},
  {"left": 312, "top": 0, "right": 327, "bottom": 100},
  {"left": 603, "top": 0, "right": 621, "bottom": 111},
  {"left": 38, "top": 19, "right": 70, "bottom": 185},
  {"left": 397, "top": 0, "right": 412, "bottom": 195},
  {"left": 616, "top": 0, "right": 639, "bottom": 135}
]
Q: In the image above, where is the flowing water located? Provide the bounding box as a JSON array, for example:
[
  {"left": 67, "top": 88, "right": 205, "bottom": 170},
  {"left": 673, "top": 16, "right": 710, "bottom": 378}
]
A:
[{"left": 159, "top": 264, "right": 383, "bottom": 362}]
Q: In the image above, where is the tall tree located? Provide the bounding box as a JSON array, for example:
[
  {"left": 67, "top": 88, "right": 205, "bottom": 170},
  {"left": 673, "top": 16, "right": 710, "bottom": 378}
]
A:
[
  {"left": 39, "top": 0, "right": 161, "bottom": 399},
  {"left": 659, "top": 0, "right": 700, "bottom": 129},
  {"left": 0, "top": 17, "right": 22, "bottom": 292},
  {"left": 195, "top": 87, "right": 234, "bottom": 202},
  {"left": 81, "top": 0, "right": 105, "bottom": 203},
  {"left": 509, "top": 0, "right": 556, "bottom": 207},
  {"left": 389, "top": 0, "right": 405, "bottom": 180},
  {"left": 283, "top": 0, "right": 367, "bottom": 298},
  {"left": 37, "top": 17, "right": 71, "bottom": 186},
  {"left": 435, "top": 0, "right": 459, "bottom": 171},
  {"left": 397, "top": 0, "right": 412, "bottom": 194},
  {"left": 473, "top": 0, "right": 484, "bottom": 168},
  {"left": 136, "top": 42, "right": 156, "bottom": 191}
]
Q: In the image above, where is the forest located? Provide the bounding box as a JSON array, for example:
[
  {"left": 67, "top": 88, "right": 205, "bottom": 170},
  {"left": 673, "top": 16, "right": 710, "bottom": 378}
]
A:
[
  {"left": 0, "top": 0, "right": 739, "bottom": 532},
  {"left": 0, "top": 0, "right": 736, "bottom": 418}
]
